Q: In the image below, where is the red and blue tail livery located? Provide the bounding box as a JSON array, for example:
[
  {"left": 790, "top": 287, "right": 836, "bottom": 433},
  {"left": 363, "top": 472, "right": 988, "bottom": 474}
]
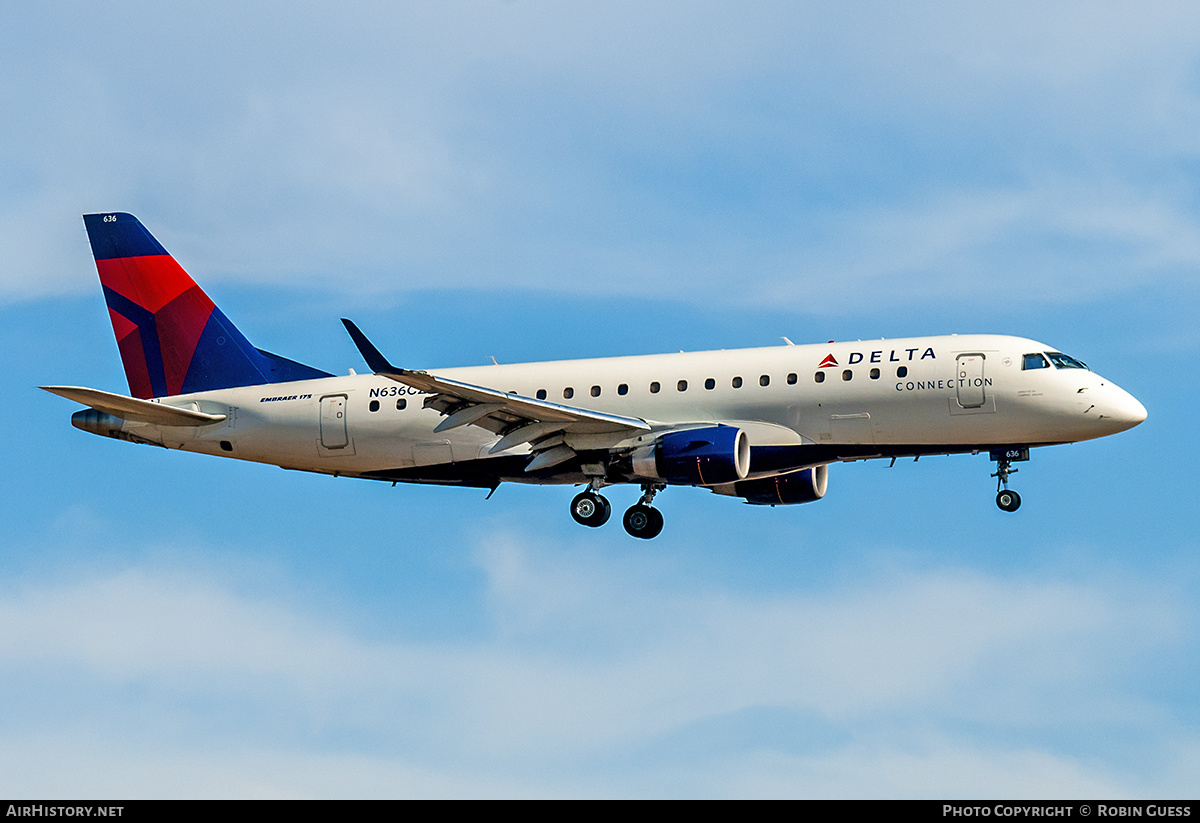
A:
[{"left": 83, "top": 212, "right": 328, "bottom": 399}]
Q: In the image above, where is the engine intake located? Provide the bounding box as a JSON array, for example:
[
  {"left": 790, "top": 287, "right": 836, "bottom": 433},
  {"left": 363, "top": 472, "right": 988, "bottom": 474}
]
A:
[{"left": 632, "top": 425, "right": 751, "bottom": 485}]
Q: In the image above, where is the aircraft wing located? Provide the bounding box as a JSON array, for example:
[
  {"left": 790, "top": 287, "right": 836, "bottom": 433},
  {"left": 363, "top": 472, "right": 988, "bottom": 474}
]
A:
[
  {"left": 342, "top": 320, "right": 652, "bottom": 471},
  {"left": 40, "top": 385, "right": 228, "bottom": 426}
]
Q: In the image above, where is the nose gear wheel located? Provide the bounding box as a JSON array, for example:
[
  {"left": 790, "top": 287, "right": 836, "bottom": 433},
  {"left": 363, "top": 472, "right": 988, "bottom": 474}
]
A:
[
  {"left": 991, "top": 456, "right": 1021, "bottom": 512},
  {"left": 996, "top": 489, "right": 1021, "bottom": 512}
]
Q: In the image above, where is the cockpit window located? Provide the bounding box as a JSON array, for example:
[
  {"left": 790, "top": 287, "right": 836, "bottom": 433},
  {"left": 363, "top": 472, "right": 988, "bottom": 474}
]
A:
[
  {"left": 1023, "top": 353, "right": 1049, "bottom": 370},
  {"left": 1046, "top": 351, "right": 1088, "bottom": 370}
]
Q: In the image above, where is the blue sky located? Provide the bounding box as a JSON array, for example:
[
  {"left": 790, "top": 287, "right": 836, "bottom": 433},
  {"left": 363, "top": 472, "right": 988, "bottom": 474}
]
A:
[{"left": 2, "top": 1, "right": 1198, "bottom": 797}]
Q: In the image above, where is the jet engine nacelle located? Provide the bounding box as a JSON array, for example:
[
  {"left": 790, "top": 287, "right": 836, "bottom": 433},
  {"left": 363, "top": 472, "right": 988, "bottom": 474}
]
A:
[
  {"left": 733, "top": 464, "right": 829, "bottom": 505},
  {"left": 631, "top": 425, "right": 751, "bottom": 485}
]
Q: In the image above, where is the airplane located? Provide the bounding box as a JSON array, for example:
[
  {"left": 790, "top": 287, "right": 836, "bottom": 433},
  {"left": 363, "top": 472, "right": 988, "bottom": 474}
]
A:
[{"left": 43, "top": 212, "right": 1148, "bottom": 539}]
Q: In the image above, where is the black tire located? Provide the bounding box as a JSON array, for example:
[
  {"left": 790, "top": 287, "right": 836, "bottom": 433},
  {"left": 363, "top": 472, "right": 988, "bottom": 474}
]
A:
[
  {"left": 996, "top": 489, "right": 1021, "bottom": 512},
  {"left": 571, "top": 491, "right": 611, "bottom": 527},
  {"left": 623, "top": 504, "right": 664, "bottom": 539},
  {"left": 596, "top": 494, "right": 612, "bottom": 524},
  {"left": 645, "top": 506, "right": 664, "bottom": 538}
]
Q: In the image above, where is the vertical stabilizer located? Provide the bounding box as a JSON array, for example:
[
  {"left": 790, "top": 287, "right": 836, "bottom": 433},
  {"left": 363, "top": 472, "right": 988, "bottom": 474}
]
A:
[{"left": 83, "top": 212, "right": 328, "bottom": 398}]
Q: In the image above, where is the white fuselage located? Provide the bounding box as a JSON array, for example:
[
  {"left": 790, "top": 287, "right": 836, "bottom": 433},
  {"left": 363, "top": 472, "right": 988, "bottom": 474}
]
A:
[{"left": 106, "top": 334, "right": 1146, "bottom": 485}]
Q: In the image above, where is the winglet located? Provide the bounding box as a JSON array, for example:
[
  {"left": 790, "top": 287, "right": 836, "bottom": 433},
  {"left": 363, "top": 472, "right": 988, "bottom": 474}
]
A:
[{"left": 341, "top": 319, "right": 398, "bottom": 374}]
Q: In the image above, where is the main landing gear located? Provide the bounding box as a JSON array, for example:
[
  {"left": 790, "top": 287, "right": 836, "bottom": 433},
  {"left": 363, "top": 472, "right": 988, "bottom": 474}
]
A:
[
  {"left": 623, "top": 484, "right": 665, "bottom": 540},
  {"left": 570, "top": 483, "right": 665, "bottom": 539},
  {"left": 570, "top": 489, "right": 611, "bottom": 527},
  {"left": 990, "top": 448, "right": 1028, "bottom": 513}
]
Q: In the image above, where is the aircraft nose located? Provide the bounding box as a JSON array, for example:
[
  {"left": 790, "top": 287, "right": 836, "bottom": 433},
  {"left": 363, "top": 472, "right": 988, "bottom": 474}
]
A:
[{"left": 1107, "top": 384, "right": 1147, "bottom": 430}]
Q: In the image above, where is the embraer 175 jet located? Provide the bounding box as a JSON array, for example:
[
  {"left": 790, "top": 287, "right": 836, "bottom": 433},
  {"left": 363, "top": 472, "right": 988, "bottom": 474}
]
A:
[{"left": 44, "top": 213, "right": 1147, "bottom": 539}]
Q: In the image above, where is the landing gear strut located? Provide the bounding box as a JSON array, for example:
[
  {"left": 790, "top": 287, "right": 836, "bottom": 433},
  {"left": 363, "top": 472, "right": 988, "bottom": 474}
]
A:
[
  {"left": 990, "top": 448, "right": 1027, "bottom": 513},
  {"left": 623, "top": 484, "right": 665, "bottom": 539}
]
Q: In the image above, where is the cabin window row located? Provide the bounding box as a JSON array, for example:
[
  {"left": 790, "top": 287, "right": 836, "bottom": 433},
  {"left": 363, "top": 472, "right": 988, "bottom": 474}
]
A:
[
  {"left": 541, "top": 373, "right": 790, "bottom": 400},
  {"left": 812, "top": 366, "right": 908, "bottom": 383},
  {"left": 532, "top": 367, "right": 911, "bottom": 399},
  {"left": 365, "top": 366, "right": 913, "bottom": 412},
  {"left": 367, "top": 398, "right": 408, "bottom": 412}
]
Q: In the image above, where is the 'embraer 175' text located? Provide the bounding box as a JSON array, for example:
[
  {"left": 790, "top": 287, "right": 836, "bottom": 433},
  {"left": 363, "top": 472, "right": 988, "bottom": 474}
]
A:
[{"left": 259, "top": 394, "right": 313, "bottom": 403}]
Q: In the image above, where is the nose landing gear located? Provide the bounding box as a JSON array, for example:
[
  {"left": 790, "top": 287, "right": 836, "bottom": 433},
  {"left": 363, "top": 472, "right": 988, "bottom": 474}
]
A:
[{"left": 990, "top": 448, "right": 1028, "bottom": 512}]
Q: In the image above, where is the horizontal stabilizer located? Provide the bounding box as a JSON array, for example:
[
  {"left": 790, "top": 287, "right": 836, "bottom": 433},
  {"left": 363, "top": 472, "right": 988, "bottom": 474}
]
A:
[{"left": 40, "top": 385, "right": 227, "bottom": 427}]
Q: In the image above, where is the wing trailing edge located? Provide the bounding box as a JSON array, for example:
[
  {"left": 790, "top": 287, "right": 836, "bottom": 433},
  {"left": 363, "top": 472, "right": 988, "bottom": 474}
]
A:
[{"left": 341, "top": 318, "right": 653, "bottom": 473}]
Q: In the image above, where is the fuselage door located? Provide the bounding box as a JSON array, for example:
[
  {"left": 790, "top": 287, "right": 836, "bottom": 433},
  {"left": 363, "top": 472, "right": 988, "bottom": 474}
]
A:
[
  {"left": 956, "top": 353, "right": 986, "bottom": 408},
  {"left": 320, "top": 394, "right": 349, "bottom": 449}
]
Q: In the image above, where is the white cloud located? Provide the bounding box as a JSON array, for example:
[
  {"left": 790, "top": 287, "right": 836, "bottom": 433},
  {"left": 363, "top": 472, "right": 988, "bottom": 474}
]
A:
[
  {"left": 0, "top": 533, "right": 1192, "bottom": 796},
  {"left": 722, "top": 744, "right": 1129, "bottom": 799},
  {"left": 753, "top": 180, "right": 1200, "bottom": 312},
  {"left": 6, "top": 2, "right": 1200, "bottom": 306}
]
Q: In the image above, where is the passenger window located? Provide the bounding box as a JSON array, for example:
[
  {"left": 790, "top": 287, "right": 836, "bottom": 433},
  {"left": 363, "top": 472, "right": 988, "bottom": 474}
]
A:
[
  {"left": 536, "top": 389, "right": 547, "bottom": 400},
  {"left": 1023, "top": 353, "right": 1050, "bottom": 370},
  {"left": 369, "top": 400, "right": 380, "bottom": 412},
  {"left": 618, "top": 383, "right": 628, "bottom": 396},
  {"left": 650, "top": 381, "right": 660, "bottom": 394},
  {"left": 869, "top": 368, "right": 880, "bottom": 379},
  {"left": 396, "top": 398, "right": 406, "bottom": 410},
  {"left": 563, "top": 387, "right": 574, "bottom": 399},
  {"left": 591, "top": 385, "right": 601, "bottom": 397},
  {"left": 704, "top": 378, "right": 715, "bottom": 390},
  {"left": 787, "top": 373, "right": 797, "bottom": 385},
  {"left": 677, "top": 380, "right": 688, "bottom": 392},
  {"left": 897, "top": 366, "right": 908, "bottom": 378},
  {"left": 732, "top": 376, "right": 743, "bottom": 388},
  {"left": 814, "top": 372, "right": 825, "bottom": 383},
  {"left": 759, "top": 375, "right": 770, "bottom": 387},
  {"left": 842, "top": 370, "right": 852, "bottom": 381}
]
